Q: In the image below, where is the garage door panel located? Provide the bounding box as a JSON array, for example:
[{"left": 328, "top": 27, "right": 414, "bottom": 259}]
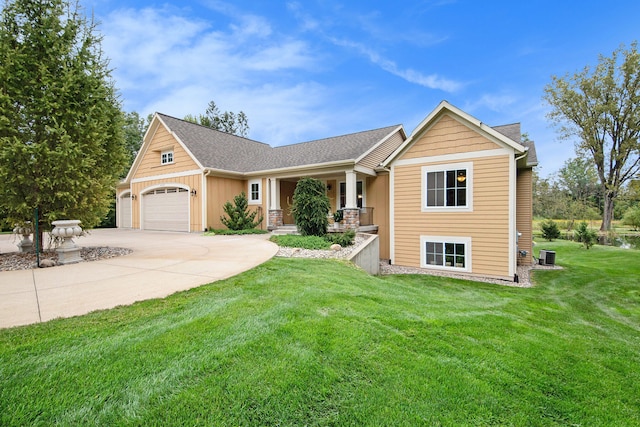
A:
[
  {"left": 119, "top": 196, "right": 132, "bottom": 228},
  {"left": 143, "top": 188, "right": 189, "bottom": 232}
]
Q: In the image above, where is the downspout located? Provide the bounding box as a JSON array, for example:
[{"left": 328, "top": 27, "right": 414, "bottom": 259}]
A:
[
  {"left": 512, "top": 151, "right": 529, "bottom": 280},
  {"left": 202, "top": 169, "right": 212, "bottom": 231}
]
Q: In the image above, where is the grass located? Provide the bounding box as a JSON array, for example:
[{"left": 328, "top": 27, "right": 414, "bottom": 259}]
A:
[
  {"left": 269, "top": 234, "right": 332, "bottom": 249},
  {"left": 270, "top": 231, "right": 355, "bottom": 249},
  {"left": 1, "top": 242, "right": 639, "bottom": 425}
]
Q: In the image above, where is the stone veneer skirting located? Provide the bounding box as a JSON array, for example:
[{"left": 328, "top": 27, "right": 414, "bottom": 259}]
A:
[
  {"left": 342, "top": 208, "right": 360, "bottom": 230},
  {"left": 268, "top": 209, "right": 283, "bottom": 230}
]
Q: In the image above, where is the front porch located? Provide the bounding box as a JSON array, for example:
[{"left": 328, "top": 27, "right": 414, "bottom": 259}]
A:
[
  {"left": 265, "top": 169, "right": 379, "bottom": 232},
  {"left": 270, "top": 207, "right": 379, "bottom": 235}
]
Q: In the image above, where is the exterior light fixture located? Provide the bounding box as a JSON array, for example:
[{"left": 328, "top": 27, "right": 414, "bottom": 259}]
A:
[
  {"left": 190, "top": 189, "right": 197, "bottom": 197},
  {"left": 131, "top": 194, "right": 137, "bottom": 200}
]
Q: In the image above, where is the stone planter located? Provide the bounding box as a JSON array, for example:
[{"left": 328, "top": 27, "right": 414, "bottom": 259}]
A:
[
  {"left": 51, "top": 220, "right": 83, "bottom": 264},
  {"left": 13, "top": 223, "right": 33, "bottom": 253}
]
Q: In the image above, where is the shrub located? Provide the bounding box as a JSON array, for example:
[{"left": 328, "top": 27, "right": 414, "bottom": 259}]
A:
[
  {"left": 291, "top": 178, "right": 330, "bottom": 237},
  {"left": 574, "top": 221, "right": 598, "bottom": 249},
  {"left": 622, "top": 205, "right": 640, "bottom": 231},
  {"left": 206, "top": 228, "right": 268, "bottom": 235},
  {"left": 220, "top": 192, "right": 263, "bottom": 230},
  {"left": 325, "top": 230, "right": 355, "bottom": 247},
  {"left": 269, "top": 234, "right": 331, "bottom": 250},
  {"left": 541, "top": 219, "right": 561, "bottom": 241}
]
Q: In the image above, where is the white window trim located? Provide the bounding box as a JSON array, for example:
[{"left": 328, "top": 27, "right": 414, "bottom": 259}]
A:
[
  {"left": 420, "top": 235, "right": 472, "bottom": 272},
  {"left": 338, "top": 180, "right": 365, "bottom": 209},
  {"left": 161, "top": 150, "right": 174, "bottom": 165},
  {"left": 421, "top": 162, "right": 473, "bottom": 213},
  {"left": 248, "top": 179, "right": 262, "bottom": 205}
]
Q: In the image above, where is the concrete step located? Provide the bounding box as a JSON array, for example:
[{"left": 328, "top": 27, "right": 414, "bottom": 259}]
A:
[{"left": 270, "top": 226, "right": 299, "bottom": 235}]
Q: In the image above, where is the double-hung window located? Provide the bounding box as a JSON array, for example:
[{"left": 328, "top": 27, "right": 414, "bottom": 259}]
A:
[
  {"left": 339, "top": 181, "right": 364, "bottom": 208},
  {"left": 420, "top": 236, "right": 471, "bottom": 271},
  {"left": 248, "top": 179, "right": 261, "bottom": 204},
  {"left": 161, "top": 150, "right": 174, "bottom": 165},
  {"left": 422, "top": 162, "right": 472, "bottom": 212}
]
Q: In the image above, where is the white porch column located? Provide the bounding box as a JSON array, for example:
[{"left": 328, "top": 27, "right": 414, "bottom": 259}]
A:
[
  {"left": 269, "top": 178, "right": 280, "bottom": 210},
  {"left": 345, "top": 170, "right": 357, "bottom": 209}
]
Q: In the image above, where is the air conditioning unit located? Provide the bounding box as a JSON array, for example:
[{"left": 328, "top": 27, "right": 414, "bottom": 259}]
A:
[{"left": 539, "top": 250, "right": 556, "bottom": 266}]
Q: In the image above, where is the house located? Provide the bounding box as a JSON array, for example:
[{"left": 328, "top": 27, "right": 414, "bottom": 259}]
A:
[{"left": 117, "top": 100, "right": 537, "bottom": 281}]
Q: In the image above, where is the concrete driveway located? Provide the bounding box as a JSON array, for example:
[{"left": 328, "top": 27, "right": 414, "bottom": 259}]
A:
[{"left": 0, "top": 229, "right": 278, "bottom": 329}]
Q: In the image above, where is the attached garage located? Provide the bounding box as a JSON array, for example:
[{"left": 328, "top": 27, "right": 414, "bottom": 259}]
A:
[
  {"left": 142, "top": 187, "right": 189, "bottom": 232},
  {"left": 119, "top": 192, "right": 132, "bottom": 228}
]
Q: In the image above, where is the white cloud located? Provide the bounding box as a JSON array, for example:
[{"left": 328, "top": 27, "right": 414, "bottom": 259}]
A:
[
  {"left": 463, "top": 93, "right": 518, "bottom": 113},
  {"left": 329, "top": 37, "right": 463, "bottom": 92},
  {"left": 99, "top": 4, "right": 322, "bottom": 136}
]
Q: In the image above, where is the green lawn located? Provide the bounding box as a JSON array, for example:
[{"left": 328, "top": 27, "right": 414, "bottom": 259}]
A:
[{"left": 1, "top": 242, "right": 639, "bottom": 425}]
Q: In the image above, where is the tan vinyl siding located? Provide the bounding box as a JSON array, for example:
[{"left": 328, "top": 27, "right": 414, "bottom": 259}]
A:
[
  {"left": 358, "top": 130, "right": 405, "bottom": 170},
  {"left": 134, "top": 125, "right": 199, "bottom": 179},
  {"left": 130, "top": 174, "right": 202, "bottom": 231},
  {"left": 393, "top": 155, "right": 512, "bottom": 278},
  {"left": 402, "top": 114, "right": 500, "bottom": 160},
  {"left": 516, "top": 168, "right": 533, "bottom": 266},
  {"left": 366, "top": 174, "right": 390, "bottom": 259}
]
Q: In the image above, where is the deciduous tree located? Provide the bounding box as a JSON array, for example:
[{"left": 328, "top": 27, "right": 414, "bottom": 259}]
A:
[
  {"left": 544, "top": 42, "right": 640, "bottom": 231},
  {"left": 0, "top": 0, "right": 128, "bottom": 233},
  {"left": 123, "top": 111, "right": 147, "bottom": 169},
  {"left": 185, "top": 100, "right": 249, "bottom": 137}
]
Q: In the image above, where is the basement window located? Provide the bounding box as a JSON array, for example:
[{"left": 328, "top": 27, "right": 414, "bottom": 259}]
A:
[{"left": 420, "top": 236, "right": 471, "bottom": 271}]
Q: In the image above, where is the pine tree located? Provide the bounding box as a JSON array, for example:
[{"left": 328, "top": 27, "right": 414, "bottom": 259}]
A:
[
  {"left": 292, "top": 177, "right": 330, "bottom": 237},
  {"left": 220, "top": 192, "right": 263, "bottom": 230},
  {"left": 0, "top": 0, "right": 128, "bottom": 232}
]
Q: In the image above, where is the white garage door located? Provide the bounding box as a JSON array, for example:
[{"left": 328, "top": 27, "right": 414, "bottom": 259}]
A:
[
  {"left": 119, "top": 194, "right": 132, "bottom": 228},
  {"left": 143, "top": 187, "right": 189, "bottom": 232}
]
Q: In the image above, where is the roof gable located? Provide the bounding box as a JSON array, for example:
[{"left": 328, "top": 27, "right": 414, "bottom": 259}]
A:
[
  {"left": 383, "top": 101, "right": 528, "bottom": 167},
  {"left": 124, "top": 114, "right": 204, "bottom": 182}
]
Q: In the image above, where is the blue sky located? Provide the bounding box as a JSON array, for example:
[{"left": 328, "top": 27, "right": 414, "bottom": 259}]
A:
[{"left": 86, "top": 0, "right": 640, "bottom": 177}]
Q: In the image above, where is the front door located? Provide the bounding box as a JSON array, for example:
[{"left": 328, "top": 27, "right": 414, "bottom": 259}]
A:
[{"left": 280, "top": 181, "right": 297, "bottom": 225}]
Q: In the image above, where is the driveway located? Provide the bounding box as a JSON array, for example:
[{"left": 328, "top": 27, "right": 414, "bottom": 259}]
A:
[{"left": 0, "top": 229, "right": 278, "bottom": 329}]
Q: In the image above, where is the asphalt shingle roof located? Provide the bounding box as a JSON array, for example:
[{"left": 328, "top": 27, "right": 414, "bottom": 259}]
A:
[
  {"left": 492, "top": 123, "right": 538, "bottom": 166},
  {"left": 158, "top": 114, "right": 272, "bottom": 173},
  {"left": 158, "top": 113, "right": 401, "bottom": 173},
  {"left": 158, "top": 113, "right": 537, "bottom": 173}
]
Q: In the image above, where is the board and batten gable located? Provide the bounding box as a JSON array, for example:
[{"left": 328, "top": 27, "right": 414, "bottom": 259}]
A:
[
  {"left": 390, "top": 112, "right": 516, "bottom": 280},
  {"left": 133, "top": 123, "right": 200, "bottom": 180}
]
